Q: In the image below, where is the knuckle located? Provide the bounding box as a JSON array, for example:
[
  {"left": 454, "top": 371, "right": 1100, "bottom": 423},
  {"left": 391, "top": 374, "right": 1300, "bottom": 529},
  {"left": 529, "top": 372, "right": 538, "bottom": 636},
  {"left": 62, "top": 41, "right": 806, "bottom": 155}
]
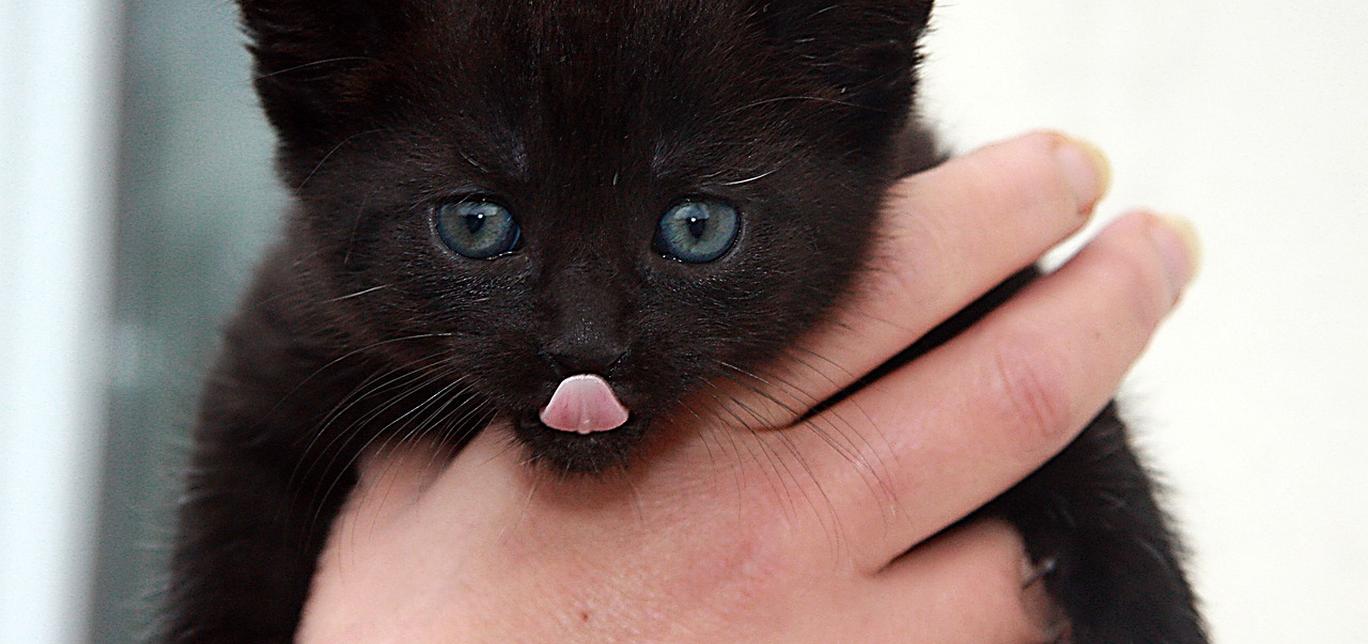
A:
[
  {"left": 878, "top": 210, "right": 947, "bottom": 300},
  {"left": 953, "top": 131, "right": 1083, "bottom": 222},
  {"left": 989, "top": 339, "right": 1075, "bottom": 446},
  {"left": 1014, "top": 131, "right": 1080, "bottom": 211}
]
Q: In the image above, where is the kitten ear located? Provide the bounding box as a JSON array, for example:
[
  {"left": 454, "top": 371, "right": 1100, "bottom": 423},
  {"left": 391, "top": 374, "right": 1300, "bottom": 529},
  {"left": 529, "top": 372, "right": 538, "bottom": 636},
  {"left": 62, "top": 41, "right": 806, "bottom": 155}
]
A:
[
  {"left": 754, "top": 0, "right": 934, "bottom": 142},
  {"left": 236, "top": 0, "right": 405, "bottom": 146}
]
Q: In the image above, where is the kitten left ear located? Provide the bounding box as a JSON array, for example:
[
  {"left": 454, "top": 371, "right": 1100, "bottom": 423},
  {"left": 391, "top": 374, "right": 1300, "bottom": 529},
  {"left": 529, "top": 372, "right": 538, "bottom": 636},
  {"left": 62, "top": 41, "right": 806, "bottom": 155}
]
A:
[
  {"left": 236, "top": 0, "right": 407, "bottom": 148},
  {"left": 752, "top": 0, "right": 934, "bottom": 141}
]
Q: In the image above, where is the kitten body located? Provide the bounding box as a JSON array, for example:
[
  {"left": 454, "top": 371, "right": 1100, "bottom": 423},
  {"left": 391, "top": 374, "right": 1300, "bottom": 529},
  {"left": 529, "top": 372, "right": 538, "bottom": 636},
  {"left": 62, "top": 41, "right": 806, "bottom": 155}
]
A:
[{"left": 166, "top": 1, "right": 1206, "bottom": 641}]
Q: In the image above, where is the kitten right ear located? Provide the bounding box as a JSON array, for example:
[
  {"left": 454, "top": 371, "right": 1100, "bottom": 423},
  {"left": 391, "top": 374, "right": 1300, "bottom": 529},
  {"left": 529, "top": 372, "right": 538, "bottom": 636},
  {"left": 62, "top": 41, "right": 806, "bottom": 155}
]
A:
[
  {"left": 237, "top": 0, "right": 405, "bottom": 147},
  {"left": 750, "top": 0, "right": 935, "bottom": 146}
]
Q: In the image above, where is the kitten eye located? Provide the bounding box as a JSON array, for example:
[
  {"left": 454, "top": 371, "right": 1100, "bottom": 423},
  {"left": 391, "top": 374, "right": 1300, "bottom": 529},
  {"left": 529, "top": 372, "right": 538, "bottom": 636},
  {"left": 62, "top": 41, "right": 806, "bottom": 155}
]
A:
[
  {"left": 434, "top": 198, "right": 522, "bottom": 259},
  {"left": 654, "top": 199, "right": 740, "bottom": 263}
]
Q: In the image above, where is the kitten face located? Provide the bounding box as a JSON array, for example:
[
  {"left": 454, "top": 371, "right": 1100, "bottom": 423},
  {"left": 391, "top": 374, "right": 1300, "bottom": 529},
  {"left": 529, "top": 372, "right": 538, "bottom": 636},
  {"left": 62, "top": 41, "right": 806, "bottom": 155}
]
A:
[{"left": 244, "top": 0, "right": 931, "bottom": 472}]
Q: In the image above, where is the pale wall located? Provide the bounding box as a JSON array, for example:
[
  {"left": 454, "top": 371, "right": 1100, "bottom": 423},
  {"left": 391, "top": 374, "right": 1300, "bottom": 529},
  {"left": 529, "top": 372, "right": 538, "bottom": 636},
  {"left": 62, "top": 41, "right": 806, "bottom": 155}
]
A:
[{"left": 922, "top": 3, "right": 1368, "bottom": 641}]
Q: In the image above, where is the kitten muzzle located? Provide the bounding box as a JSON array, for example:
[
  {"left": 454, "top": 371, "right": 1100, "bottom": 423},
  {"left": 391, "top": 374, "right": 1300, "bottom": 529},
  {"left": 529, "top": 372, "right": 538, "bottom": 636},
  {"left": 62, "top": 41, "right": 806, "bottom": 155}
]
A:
[{"left": 539, "top": 374, "right": 630, "bottom": 434}]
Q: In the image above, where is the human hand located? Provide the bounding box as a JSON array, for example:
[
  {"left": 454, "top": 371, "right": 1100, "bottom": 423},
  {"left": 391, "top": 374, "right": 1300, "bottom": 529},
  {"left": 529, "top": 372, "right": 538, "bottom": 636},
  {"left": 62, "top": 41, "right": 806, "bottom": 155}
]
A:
[{"left": 297, "top": 132, "right": 1199, "bottom": 643}]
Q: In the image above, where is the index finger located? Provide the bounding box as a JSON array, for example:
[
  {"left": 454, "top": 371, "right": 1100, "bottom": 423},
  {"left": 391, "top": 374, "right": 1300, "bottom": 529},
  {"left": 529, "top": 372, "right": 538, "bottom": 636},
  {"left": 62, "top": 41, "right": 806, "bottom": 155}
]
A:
[
  {"left": 730, "top": 132, "right": 1110, "bottom": 423},
  {"left": 775, "top": 212, "right": 1200, "bottom": 572}
]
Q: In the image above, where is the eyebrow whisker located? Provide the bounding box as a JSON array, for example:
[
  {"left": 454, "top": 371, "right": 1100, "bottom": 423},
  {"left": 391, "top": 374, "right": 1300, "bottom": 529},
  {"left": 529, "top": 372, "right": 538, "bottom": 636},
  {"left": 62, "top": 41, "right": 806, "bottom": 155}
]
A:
[{"left": 718, "top": 168, "right": 779, "bottom": 187}]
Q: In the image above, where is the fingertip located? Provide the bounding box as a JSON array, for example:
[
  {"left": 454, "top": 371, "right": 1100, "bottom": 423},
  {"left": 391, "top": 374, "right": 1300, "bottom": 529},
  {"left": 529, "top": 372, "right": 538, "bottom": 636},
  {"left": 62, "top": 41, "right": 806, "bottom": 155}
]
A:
[
  {"left": 1049, "top": 132, "right": 1112, "bottom": 213},
  {"left": 877, "top": 519, "right": 1064, "bottom": 642},
  {"left": 1101, "top": 211, "right": 1202, "bottom": 304},
  {"left": 1021, "top": 574, "right": 1071, "bottom": 643},
  {"left": 1150, "top": 213, "right": 1203, "bottom": 292}
]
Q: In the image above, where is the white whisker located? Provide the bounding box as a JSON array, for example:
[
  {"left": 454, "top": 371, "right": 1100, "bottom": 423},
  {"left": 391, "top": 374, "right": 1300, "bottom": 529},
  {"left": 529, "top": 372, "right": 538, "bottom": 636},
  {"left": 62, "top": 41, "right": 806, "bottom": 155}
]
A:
[
  {"left": 320, "top": 284, "right": 392, "bottom": 304},
  {"left": 718, "top": 168, "right": 779, "bottom": 187}
]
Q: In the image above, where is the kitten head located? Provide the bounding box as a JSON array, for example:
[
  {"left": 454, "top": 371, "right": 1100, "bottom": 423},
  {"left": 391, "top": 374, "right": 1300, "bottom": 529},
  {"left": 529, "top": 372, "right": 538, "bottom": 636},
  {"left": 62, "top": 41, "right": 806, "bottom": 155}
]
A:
[{"left": 241, "top": 0, "right": 934, "bottom": 473}]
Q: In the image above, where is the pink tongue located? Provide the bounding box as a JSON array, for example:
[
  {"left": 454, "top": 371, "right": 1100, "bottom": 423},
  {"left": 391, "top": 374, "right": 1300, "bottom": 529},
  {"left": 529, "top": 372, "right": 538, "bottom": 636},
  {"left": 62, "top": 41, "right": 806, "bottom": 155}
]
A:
[{"left": 539, "top": 374, "right": 630, "bottom": 434}]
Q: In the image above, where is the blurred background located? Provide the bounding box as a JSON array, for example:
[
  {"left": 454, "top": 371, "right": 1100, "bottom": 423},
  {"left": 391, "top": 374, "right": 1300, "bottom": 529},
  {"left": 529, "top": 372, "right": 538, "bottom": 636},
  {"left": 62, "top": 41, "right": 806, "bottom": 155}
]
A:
[{"left": 1, "top": 0, "right": 1364, "bottom": 641}]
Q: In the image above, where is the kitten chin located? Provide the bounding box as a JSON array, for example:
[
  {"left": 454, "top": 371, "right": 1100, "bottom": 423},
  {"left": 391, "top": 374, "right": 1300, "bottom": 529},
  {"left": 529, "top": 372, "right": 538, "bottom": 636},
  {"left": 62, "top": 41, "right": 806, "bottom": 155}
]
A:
[{"left": 513, "top": 413, "right": 649, "bottom": 474}]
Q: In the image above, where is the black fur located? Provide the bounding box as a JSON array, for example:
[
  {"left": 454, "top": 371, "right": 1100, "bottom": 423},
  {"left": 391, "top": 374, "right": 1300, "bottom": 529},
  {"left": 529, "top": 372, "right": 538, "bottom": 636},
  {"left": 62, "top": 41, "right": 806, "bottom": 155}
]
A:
[{"left": 166, "top": 1, "right": 1205, "bottom": 641}]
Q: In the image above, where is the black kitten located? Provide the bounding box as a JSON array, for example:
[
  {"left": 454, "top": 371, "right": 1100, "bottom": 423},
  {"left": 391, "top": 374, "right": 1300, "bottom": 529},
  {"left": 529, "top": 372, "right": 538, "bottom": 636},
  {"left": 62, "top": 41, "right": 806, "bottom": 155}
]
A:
[{"left": 166, "top": 1, "right": 1206, "bottom": 641}]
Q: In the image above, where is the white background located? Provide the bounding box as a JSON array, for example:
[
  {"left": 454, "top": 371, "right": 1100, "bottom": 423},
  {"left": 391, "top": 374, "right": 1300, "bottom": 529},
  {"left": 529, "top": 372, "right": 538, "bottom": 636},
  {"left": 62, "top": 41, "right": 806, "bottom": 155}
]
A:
[
  {"left": 923, "top": 2, "right": 1368, "bottom": 642},
  {"left": 2, "top": 1, "right": 1365, "bottom": 642}
]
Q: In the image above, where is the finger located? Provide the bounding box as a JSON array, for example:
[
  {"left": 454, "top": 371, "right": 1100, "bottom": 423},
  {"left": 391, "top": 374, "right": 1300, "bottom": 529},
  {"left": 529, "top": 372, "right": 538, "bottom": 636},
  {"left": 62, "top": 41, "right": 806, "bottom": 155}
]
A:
[
  {"left": 864, "top": 520, "right": 1065, "bottom": 643},
  {"left": 329, "top": 424, "right": 554, "bottom": 550},
  {"left": 730, "top": 132, "right": 1110, "bottom": 422},
  {"left": 437, "top": 419, "right": 528, "bottom": 503},
  {"left": 775, "top": 212, "right": 1199, "bottom": 571},
  {"left": 338, "top": 439, "right": 454, "bottom": 525}
]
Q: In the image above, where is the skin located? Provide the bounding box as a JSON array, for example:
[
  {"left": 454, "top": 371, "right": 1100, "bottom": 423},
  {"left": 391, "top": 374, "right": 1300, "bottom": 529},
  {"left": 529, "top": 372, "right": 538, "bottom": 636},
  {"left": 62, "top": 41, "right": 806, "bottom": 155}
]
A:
[{"left": 297, "top": 132, "right": 1200, "bottom": 643}]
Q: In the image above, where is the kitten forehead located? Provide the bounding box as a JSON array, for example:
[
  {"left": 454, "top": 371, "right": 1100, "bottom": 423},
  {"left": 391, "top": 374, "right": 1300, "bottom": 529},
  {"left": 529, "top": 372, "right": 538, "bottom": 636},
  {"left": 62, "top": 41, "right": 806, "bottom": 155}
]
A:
[
  {"left": 423, "top": 3, "right": 774, "bottom": 165},
  {"left": 241, "top": 0, "right": 928, "bottom": 191},
  {"left": 399, "top": 1, "right": 895, "bottom": 185}
]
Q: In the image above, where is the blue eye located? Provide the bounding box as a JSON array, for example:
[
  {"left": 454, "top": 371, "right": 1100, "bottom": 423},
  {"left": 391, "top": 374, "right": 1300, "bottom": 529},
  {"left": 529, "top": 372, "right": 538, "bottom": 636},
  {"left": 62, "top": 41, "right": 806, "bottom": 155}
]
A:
[
  {"left": 654, "top": 199, "right": 740, "bottom": 263},
  {"left": 435, "top": 198, "right": 521, "bottom": 259}
]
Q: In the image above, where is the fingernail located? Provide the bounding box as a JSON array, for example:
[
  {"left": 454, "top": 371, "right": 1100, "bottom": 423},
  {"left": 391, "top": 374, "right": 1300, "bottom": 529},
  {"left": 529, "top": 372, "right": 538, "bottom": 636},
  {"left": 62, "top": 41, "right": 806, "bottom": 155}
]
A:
[
  {"left": 1149, "top": 214, "right": 1203, "bottom": 295},
  {"left": 1054, "top": 135, "right": 1112, "bottom": 212}
]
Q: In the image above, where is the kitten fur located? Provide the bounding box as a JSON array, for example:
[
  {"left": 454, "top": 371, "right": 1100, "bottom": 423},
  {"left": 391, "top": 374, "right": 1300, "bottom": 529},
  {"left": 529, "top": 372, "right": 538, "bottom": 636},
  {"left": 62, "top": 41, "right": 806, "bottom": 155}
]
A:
[{"left": 165, "top": 1, "right": 1207, "bottom": 641}]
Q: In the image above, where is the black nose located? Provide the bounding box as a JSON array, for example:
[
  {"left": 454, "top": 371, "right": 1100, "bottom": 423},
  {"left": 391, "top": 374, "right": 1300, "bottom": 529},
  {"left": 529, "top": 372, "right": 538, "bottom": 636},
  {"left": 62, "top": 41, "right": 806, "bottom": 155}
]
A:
[{"left": 543, "top": 344, "right": 627, "bottom": 377}]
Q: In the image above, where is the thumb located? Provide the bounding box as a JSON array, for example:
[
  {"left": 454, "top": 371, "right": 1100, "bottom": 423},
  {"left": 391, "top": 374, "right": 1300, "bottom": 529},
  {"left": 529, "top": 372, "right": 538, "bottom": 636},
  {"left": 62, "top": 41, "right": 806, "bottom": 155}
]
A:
[{"left": 344, "top": 438, "right": 454, "bottom": 524}]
